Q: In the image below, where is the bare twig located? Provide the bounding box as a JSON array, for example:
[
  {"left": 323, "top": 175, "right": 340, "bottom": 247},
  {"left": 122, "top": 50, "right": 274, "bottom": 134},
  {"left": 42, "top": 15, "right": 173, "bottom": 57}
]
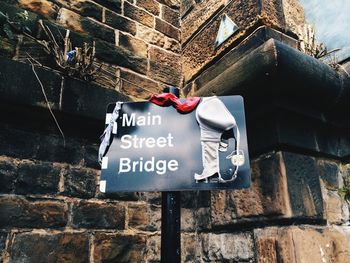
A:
[{"left": 28, "top": 58, "right": 66, "bottom": 147}]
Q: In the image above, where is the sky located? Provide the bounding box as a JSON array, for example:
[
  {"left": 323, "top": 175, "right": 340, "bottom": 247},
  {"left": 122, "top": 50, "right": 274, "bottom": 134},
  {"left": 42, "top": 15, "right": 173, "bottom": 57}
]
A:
[{"left": 299, "top": 0, "right": 350, "bottom": 61}]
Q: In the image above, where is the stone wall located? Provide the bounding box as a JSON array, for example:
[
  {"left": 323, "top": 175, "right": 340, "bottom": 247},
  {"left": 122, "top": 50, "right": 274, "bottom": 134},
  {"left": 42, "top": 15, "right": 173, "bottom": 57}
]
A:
[
  {"left": 1, "top": 0, "right": 350, "bottom": 262},
  {"left": 0, "top": 0, "right": 182, "bottom": 99}
]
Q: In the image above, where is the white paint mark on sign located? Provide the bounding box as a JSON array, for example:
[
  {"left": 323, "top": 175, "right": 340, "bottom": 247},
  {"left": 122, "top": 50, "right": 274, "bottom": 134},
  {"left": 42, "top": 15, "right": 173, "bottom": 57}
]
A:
[
  {"left": 100, "top": 180, "right": 106, "bottom": 193},
  {"left": 102, "top": 156, "right": 109, "bottom": 169}
]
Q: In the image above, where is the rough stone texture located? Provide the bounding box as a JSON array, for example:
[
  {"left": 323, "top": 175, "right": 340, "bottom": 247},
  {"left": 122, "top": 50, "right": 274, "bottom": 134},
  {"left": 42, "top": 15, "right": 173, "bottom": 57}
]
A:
[
  {"left": 181, "top": 233, "right": 200, "bottom": 262},
  {"left": 182, "top": 0, "right": 260, "bottom": 82},
  {"left": 0, "top": 156, "right": 17, "bottom": 194},
  {"left": 321, "top": 183, "right": 349, "bottom": 224},
  {"left": 127, "top": 203, "right": 161, "bottom": 231},
  {"left": 202, "top": 232, "right": 254, "bottom": 262},
  {"left": 94, "top": 0, "right": 121, "bottom": 13},
  {"left": 255, "top": 226, "right": 350, "bottom": 263},
  {"left": 56, "top": 7, "right": 84, "bottom": 33},
  {"left": 0, "top": 231, "right": 7, "bottom": 263},
  {"left": 317, "top": 159, "right": 343, "bottom": 190},
  {"left": 15, "top": 160, "right": 60, "bottom": 195},
  {"left": 211, "top": 152, "right": 292, "bottom": 227},
  {"left": 93, "top": 233, "right": 147, "bottom": 263},
  {"left": 119, "top": 69, "right": 162, "bottom": 99},
  {"left": 71, "top": 200, "right": 126, "bottom": 229},
  {"left": 53, "top": 0, "right": 103, "bottom": 21},
  {"left": 19, "top": 0, "right": 59, "bottom": 19},
  {"left": 61, "top": 166, "right": 97, "bottom": 198},
  {"left": 144, "top": 234, "right": 161, "bottom": 262},
  {"left": 148, "top": 46, "right": 181, "bottom": 85},
  {"left": 180, "top": 0, "right": 195, "bottom": 18},
  {"left": 283, "top": 0, "right": 305, "bottom": 37},
  {"left": 158, "top": 0, "right": 180, "bottom": 10},
  {"left": 119, "top": 32, "right": 148, "bottom": 58},
  {"left": 181, "top": 0, "right": 225, "bottom": 44},
  {"left": 80, "top": 18, "right": 115, "bottom": 43},
  {"left": 0, "top": 196, "right": 68, "bottom": 228},
  {"left": 161, "top": 4, "right": 180, "bottom": 28},
  {"left": 136, "top": 23, "right": 165, "bottom": 47},
  {"left": 283, "top": 152, "right": 324, "bottom": 219},
  {"left": 155, "top": 17, "right": 180, "bottom": 41},
  {"left": 95, "top": 39, "right": 148, "bottom": 74},
  {"left": 105, "top": 9, "right": 137, "bottom": 35},
  {"left": 9, "top": 232, "right": 89, "bottom": 263},
  {"left": 136, "top": 0, "right": 160, "bottom": 16},
  {"left": 182, "top": 0, "right": 306, "bottom": 82},
  {"left": 124, "top": 1, "right": 154, "bottom": 28}
]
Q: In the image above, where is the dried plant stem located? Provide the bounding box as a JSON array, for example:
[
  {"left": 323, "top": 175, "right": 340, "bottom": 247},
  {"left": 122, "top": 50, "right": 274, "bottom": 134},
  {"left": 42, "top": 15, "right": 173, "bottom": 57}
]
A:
[{"left": 28, "top": 59, "right": 66, "bottom": 147}]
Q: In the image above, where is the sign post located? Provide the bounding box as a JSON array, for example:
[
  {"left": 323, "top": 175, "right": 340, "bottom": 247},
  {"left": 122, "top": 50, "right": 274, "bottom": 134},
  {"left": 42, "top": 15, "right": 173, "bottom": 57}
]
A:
[
  {"left": 160, "top": 87, "right": 181, "bottom": 263},
  {"left": 98, "top": 90, "right": 251, "bottom": 262}
]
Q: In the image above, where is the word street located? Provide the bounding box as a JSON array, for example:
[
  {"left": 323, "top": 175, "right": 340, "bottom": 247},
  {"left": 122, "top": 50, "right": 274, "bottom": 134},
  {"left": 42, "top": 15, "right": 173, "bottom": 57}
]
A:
[{"left": 117, "top": 112, "right": 179, "bottom": 175}]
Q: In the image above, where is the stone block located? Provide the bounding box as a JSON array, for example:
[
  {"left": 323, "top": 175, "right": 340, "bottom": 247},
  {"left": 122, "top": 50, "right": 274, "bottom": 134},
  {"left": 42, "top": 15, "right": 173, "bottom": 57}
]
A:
[
  {"left": 180, "top": 0, "right": 195, "bottom": 18},
  {"left": 148, "top": 46, "right": 181, "bottom": 85},
  {"left": 317, "top": 159, "right": 343, "bottom": 190},
  {"left": 124, "top": 1, "right": 154, "bottom": 28},
  {"left": 9, "top": 232, "right": 89, "bottom": 263},
  {"left": 53, "top": 0, "right": 102, "bottom": 21},
  {"left": 19, "top": 0, "right": 59, "bottom": 19},
  {"left": 60, "top": 75, "right": 129, "bottom": 119},
  {"left": 255, "top": 226, "right": 350, "bottom": 263},
  {"left": 283, "top": 152, "right": 324, "bottom": 219},
  {"left": 57, "top": 7, "right": 110, "bottom": 41},
  {"left": 164, "top": 37, "right": 181, "bottom": 53},
  {"left": 322, "top": 186, "right": 349, "bottom": 224},
  {"left": 119, "top": 32, "right": 148, "bottom": 58},
  {"left": 155, "top": 17, "right": 180, "bottom": 41},
  {"left": 0, "top": 156, "right": 17, "bottom": 194},
  {"left": 181, "top": 190, "right": 211, "bottom": 208},
  {"left": 181, "top": 0, "right": 224, "bottom": 44},
  {"left": 136, "top": 0, "right": 160, "bottom": 16},
  {"left": 157, "top": 0, "right": 180, "bottom": 10},
  {"left": 15, "top": 160, "right": 60, "bottom": 195},
  {"left": 0, "top": 231, "right": 7, "bottom": 262},
  {"left": 0, "top": 196, "right": 68, "bottom": 228},
  {"left": 127, "top": 203, "right": 161, "bottom": 231},
  {"left": 94, "top": 0, "right": 121, "bottom": 13},
  {"left": 95, "top": 39, "right": 147, "bottom": 74},
  {"left": 93, "top": 233, "right": 147, "bottom": 263},
  {"left": 136, "top": 23, "right": 165, "bottom": 47},
  {"left": 0, "top": 37, "right": 16, "bottom": 59},
  {"left": 145, "top": 234, "right": 161, "bottom": 262},
  {"left": 71, "top": 200, "right": 126, "bottom": 229},
  {"left": 161, "top": 4, "right": 180, "bottom": 28},
  {"left": 61, "top": 166, "right": 97, "bottom": 198},
  {"left": 211, "top": 152, "right": 292, "bottom": 227},
  {"left": 80, "top": 18, "right": 115, "bottom": 43},
  {"left": 0, "top": 58, "right": 62, "bottom": 110},
  {"left": 105, "top": 9, "right": 137, "bottom": 35},
  {"left": 282, "top": 0, "right": 305, "bottom": 37},
  {"left": 201, "top": 232, "right": 254, "bottom": 262},
  {"left": 119, "top": 69, "right": 162, "bottom": 99},
  {"left": 181, "top": 233, "right": 200, "bottom": 262}
]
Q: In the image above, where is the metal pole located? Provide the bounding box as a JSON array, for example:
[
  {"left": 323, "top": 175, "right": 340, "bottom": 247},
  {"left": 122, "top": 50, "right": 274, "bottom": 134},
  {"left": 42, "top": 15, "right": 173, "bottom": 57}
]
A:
[{"left": 161, "top": 87, "right": 181, "bottom": 263}]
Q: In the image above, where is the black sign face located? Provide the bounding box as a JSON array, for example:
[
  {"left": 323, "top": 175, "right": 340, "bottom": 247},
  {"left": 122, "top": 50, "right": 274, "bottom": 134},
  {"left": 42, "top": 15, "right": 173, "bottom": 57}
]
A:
[{"left": 100, "top": 96, "right": 250, "bottom": 192}]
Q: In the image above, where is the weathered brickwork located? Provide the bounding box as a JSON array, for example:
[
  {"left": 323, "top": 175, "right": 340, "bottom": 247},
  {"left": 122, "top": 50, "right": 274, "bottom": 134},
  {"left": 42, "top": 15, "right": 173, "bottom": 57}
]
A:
[{"left": 1, "top": 0, "right": 350, "bottom": 262}]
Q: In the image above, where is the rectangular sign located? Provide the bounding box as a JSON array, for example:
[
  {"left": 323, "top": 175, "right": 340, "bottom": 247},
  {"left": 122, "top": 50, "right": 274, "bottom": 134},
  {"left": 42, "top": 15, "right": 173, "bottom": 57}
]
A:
[{"left": 99, "top": 95, "right": 250, "bottom": 192}]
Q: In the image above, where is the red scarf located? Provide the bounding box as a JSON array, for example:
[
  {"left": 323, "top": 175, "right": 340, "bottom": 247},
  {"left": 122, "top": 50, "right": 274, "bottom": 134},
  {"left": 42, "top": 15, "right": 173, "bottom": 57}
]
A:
[{"left": 149, "top": 93, "right": 200, "bottom": 113}]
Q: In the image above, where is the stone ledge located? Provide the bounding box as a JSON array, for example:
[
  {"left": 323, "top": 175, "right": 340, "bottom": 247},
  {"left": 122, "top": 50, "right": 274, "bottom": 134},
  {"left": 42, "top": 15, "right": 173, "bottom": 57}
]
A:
[
  {"left": 192, "top": 38, "right": 350, "bottom": 160},
  {"left": 0, "top": 58, "right": 129, "bottom": 122}
]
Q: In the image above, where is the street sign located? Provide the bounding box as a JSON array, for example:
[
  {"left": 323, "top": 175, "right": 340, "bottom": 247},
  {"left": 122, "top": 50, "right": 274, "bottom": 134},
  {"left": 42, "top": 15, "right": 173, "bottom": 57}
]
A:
[{"left": 99, "top": 95, "right": 250, "bottom": 192}]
